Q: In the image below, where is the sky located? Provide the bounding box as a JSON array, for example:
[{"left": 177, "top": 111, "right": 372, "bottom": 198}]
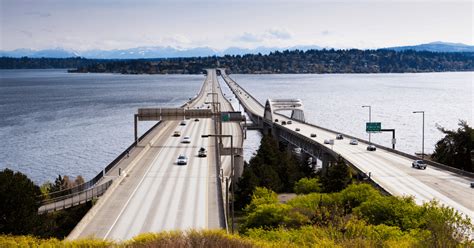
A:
[{"left": 1, "top": 0, "right": 472, "bottom": 51}]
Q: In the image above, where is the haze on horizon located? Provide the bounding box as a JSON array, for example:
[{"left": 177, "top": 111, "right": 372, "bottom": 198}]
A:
[{"left": 1, "top": 0, "right": 472, "bottom": 52}]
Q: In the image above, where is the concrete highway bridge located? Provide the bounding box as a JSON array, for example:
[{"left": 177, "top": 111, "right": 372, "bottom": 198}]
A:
[
  {"left": 39, "top": 68, "right": 472, "bottom": 240},
  {"left": 218, "top": 68, "right": 474, "bottom": 223}
]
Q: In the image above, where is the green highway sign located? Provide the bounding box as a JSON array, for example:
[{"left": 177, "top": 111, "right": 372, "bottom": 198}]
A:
[
  {"left": 221, "top": 113, "right": 230, "bottom": 122},
  {"left": 366, "top": 122, "right": 381, "bottom": 132}
]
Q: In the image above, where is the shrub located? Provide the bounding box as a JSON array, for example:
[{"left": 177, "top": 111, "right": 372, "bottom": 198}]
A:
[
  {"left": 353, "top": 196, "right": 424, "bottom": 231},
  {"left": 294, "top": 178, "right": 321, "bottom": 194},
  {"left": 244, "top": 187, "right": 279, "bottom": 213},
  {"left": 242, "top": 203, "right": 310, "bottom": 231}
]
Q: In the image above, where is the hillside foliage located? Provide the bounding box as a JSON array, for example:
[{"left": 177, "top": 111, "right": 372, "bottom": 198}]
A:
[{"left": 2, "top": 49, "right": 473, "bottom": 73}]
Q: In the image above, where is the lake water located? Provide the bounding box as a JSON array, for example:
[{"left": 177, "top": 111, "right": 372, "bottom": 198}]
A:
[
  {"left": 227, "top": 72, "right": 472, "bottom": 156},
  {"left": 0, "top": 70, "right": 472, "bottom": 184}
]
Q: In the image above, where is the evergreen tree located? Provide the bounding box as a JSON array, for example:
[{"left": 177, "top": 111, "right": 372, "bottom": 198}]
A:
[
  {"left": 432, "top": 120, "right": 473, "bottom": 172},
  {"left": 0, "top": 168, "right": 42, "bottom": 235},
  {"left": 320, "top": 156, "right": 352, "bottom": 193}
]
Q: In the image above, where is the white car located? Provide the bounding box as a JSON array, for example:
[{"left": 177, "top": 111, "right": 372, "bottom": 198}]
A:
[
  {"left": 182, "top": 136, "right": 191, "bottom": 143},
  {"left": 176, "top": 155, "right": 188, "bottom": 165},
  {"left": 350, "top": 139, "right": 358, "bottom": 145},
  {"left": 412, "top": 160, "right": 427, "bottom": 170},
  {"left": 324, "top": 139, "right": 334, "bottom": 145}
]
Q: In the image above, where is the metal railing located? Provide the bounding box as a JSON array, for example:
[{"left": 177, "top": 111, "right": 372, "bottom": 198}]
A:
[{"left": 39, "top": 180, "right": 113, "bottom": 214}]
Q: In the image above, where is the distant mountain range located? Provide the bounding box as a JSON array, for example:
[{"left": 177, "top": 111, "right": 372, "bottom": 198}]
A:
[
  {"left": 1, "top": 42, "right": 472, "bottom": 59},
  {"left": 386, "top": 42, "right": 474, "bottom": 53}
]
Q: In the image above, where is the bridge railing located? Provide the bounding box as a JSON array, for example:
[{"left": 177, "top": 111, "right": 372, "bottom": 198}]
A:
[
  {"left": 39, "top": 180, "right": 113, "bottom": 214},
  {"left": 40, "top": 120, "right": 163, "bottom": 204}
]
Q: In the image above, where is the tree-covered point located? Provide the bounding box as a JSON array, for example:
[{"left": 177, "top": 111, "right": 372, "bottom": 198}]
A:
[
  {"left": 0, "top": 168, "right": 91, "bottom": 239},
  {"left": 432, "top": 120, "right": 473, "bottom": 172},
  {"left": 2, "top": 49, "right": 473, "bottom": 73}
]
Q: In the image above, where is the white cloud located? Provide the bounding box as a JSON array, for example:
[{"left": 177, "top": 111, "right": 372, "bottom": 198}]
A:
[
  {"left": 267, "top": 28, "right": 292, "bottom": 40},
  {"left": 235, "top": 32, "right": 263, "bottom": 43}
]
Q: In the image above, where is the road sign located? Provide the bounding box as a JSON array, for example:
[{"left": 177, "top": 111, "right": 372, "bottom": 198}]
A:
[
  {"left": 366, "top": 122, "right": 381, "bottom": 132},
  {"left": 221, "top": 113, "right": 230, "bottom": 122},
  {"left": 221, "top": 112, "right": 244, "bottom": 122}
]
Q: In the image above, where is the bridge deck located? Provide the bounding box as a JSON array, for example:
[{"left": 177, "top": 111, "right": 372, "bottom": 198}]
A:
[{"left": 69, "top": 71, "right": 226, "bottom": 240}]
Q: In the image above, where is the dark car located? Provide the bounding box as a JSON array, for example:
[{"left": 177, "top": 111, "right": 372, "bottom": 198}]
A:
[
  {"left": 367, "top": 145, "right": 376, "bottom": 151},
  {"left": 336, "top": 134, "right": 343, "bottom": 140},
  {"left": 198, "top": 147, "right": 207, "bottom": 157}
]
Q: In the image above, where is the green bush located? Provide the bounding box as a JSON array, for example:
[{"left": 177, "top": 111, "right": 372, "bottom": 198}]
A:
[
  {"left": 354, "top": 195, "right": 424, "bottom": 231},
  {"left": 293, "top": 178, "right": 321, "bottom": 194},
  {"left": 244, "top": 187, "right": 279, "bottom": 213},
  {"left": 242, "top": 203, "right": 310, "bottom": 231}
]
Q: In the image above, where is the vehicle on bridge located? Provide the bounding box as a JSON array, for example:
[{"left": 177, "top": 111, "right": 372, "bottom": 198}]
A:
[
  {"left": 182, "top": 136, "right": 191, "bottom": 143},
  {"left": 180, "top": 120, "right": 187, "bottom": 126},
  {"left": 295, "top": 128, "right": 300, "bottom": 132},
  {"left": 324, "top": 139, "right": 334, "bottom": 145},
  {"left": 412, "top": 160, "right": 427, "bottom": 170},
  {"left": 336, "top": 134, "right": 344, "bottom": 140},
  {"left": 310, "top": 133, "right": 317, "bottom": 137},
  {"left": 287, "top": 120, "right": 292, "bottom": 124},
  {"left": 282, "top": 121, "right": 287, "bottom": 125},
  {"left": 176, "top": 155, "right": 188, "bottom": 165},
  {"left": 173, "top": 131, "right": 181, "bottom": 137},
  {"left": 194, "top": 118, "right": 199, "bottom": 122},
  {"left": 367, "top": 145, "right": 376, "bottom": 151},
  {"left": 198, "top": 147, "right": 207, "bottom": 157},
  {"left": 350, "top": 139, "right": 358, "bottom": 145}
]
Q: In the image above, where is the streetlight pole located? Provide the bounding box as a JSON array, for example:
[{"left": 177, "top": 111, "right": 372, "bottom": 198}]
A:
[
  {"left": 362, "top": 105, "right": 372, "bottom": 144},
  {"left": 413, "top": 111, "right": 425, "bottom": 160},
  {"left": 201, "top": 134, "right": 234, "bottom": 233}
]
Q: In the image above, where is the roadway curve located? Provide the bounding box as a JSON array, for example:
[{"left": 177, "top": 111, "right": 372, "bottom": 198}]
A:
[
  {"left": 69, "top": 71, "right": 224, "bottom": 240},
  {"left": 220, "top": 70, "right": 474, "bottom": 222}
]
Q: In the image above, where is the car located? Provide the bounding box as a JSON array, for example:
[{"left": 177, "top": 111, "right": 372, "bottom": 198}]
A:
[
  {"left": 180, "top": 121, "right": 186, "bottom": 126},
  {"left": 287, "top": 120, "right": 292, "bottom": 124},
  {"left": 412, "top": 160, "right": 427, "bottom": 170},
  {"left": 471, "top": 182, "right": 474, "bottom": 188},
  {"left": 198, "top": 147, "right": 207, "bottom": 157},
  {"left": 310, "top": 133, "right": 317, "bottom": 138},
  {"left": 350, "top": 139, "right": 358, "bottom": 145},
  {"left": 194, "top": 118, "right": 199, "bottom": 122},
  {"left": 182, "top": 136, "right": 191, "bottom": 143},
  {"left": 367, "top": 145, "right": 376, "bottom": 151},
  {"left": 173, "top": 131, "right": 181, "bottom": 137},
  {"left": 295, "top": 128, "right": 300, "bottom": 131},
  {"left": 324, "top": 139, "right": 331, "bottom": 144},
  {"left": 336, "top": 134, "right": 343, "bottom": 140},
  {"left": 274, "top": 119, "right": 279, "bottom": 122},
  {"left": 281, "top": 121, "right": 287, "bottom": 125},
  {"left": 176, "top": 155, "right": 188, "bottom": 165}
]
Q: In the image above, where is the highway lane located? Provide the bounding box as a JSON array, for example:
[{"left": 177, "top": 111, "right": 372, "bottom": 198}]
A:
[
  {"left": 220, "top": 71, "right": 474, "bottom": 221},
  {"left": 69, "top": 72, "right": 223, "bottom": 240},
  {"left": 105, "top": 118, "right": 213, "bottom": 240},
  {"left": 210, "top": 70, "right": 243, "bottom": 178}
]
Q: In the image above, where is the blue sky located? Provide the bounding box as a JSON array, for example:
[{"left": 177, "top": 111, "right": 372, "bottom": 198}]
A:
[{"left": 1, "top": 0, "right": 472, "bottom": 51}]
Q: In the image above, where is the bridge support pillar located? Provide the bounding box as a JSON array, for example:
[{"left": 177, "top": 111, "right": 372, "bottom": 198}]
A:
[
  {"left": 321, "top": 152, "right": 333, "bottom": 173},
  {"left": 234, "top": 154, "right": 244, "bottom": 179}
]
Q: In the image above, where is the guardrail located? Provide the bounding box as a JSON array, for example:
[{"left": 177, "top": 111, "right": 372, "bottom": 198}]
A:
[
  {"left": 40, "top": 121, "right": 163, "bottom": 204},
  {"left": 39, "top": 180, "right": 113, "bottom": 214}
]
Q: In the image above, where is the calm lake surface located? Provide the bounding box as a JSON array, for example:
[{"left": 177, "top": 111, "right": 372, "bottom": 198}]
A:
[{"left": 0, "top": 70, "right": 472, "bottom": 183}]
